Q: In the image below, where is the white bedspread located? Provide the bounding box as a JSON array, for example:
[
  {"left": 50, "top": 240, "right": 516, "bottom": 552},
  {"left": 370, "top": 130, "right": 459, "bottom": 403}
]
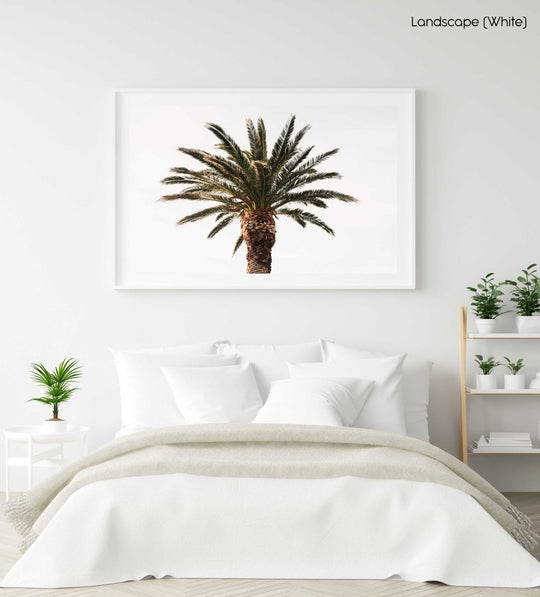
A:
[{"left": 3, "top": 473, "right": 540, "bottom": 588}]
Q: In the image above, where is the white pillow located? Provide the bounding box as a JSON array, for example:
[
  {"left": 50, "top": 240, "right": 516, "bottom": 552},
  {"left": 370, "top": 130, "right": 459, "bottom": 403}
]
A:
[
  {"left": 111, "top": 347, "right": 237, "bottom": 429},
  {"left": 162, "top": 361, "right": 263, "bottom": 424},
  {"left": 216, "top": 341, "right": 322, "bottom": 399},
  {"left": 320, "top": 339, "right": 433, "bottom": 442},
  {"left": 253, "top": 377, "right": 374, "bottom": 427},
  {"left": 288, "top": 355, "right": 407, "bottom": 435}
]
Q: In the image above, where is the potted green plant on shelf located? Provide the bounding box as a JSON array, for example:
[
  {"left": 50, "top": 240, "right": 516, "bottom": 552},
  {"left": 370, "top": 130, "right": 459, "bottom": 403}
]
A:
[
  {"left": 504, "top": 264, "right": 540, "bottom": 333},
  {"left": 28, "top": 357, "right": 82, "bottom": 433},
  {"left": 503, "top": 357, "right": 525, "bottom": 390},
  {"left": 467, "top": 273, "right": 506, "bottom": 333},
  {"left": 474, "top": 354, "right": 501, "bottom": 390}
]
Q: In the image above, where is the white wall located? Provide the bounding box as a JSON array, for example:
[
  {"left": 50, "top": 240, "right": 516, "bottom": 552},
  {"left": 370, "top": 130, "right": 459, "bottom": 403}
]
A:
[{"left": 1, "top": 0, "right": 539, "bottom": 491}]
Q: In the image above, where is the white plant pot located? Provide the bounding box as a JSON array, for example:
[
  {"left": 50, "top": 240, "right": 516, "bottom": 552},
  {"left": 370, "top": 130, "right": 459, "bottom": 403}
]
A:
[
  {"left": 504, "top": 374, "right": 525, "bottom": 390},
  {"left": 42, "top": 419, "right": 67, "bottom": 433},
  {"left": 529, "top": 372, "right": 540, "bottom": 389},
  {"left": 516, "top": 315, "right": 540, "bottom": 334},
  {"left": 476, "top": 374, "right": 497, "bottom": 391},
  {"left": 476, "top": 318, "right": 497, "bottom": 334}
]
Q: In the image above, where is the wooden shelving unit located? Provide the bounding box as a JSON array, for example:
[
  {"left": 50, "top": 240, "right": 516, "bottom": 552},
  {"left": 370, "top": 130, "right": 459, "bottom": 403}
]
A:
[{"left": 459, "top": 306, "right": 540, "bottom": 464}]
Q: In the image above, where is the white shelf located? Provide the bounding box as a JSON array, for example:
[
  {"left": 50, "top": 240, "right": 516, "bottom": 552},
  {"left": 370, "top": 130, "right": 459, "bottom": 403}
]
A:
[
  {"left": 470, "top": 448, "right": 540, "bottom": 455},
  {"left": 468, "top": 333, "right": 540, "bottom": 339},
  {"left": 467, "top": 388, "right": 540, "bottom": 395}
]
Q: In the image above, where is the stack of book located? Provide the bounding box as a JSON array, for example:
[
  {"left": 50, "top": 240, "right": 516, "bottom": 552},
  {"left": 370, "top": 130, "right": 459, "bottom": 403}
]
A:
[{"left": 473, "top": 432, "right": 534, "bottom": 453}]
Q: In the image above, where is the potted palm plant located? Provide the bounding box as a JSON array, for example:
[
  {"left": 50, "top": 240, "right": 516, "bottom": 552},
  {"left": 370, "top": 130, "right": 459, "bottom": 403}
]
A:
[
  {"left": 503, "top": 357, "right": 525, "bottom": 390},
  {"left": 28, "top": 358, "right": 82, "bottom": 432},
  {"left": 474, "top": 355, "right": 501, "bottom": 390},
  {"left": 505, "top": 264, "right": 540, "bottom": 333},
  {"left": 467, "top": 273, "right": 506, "bottom": 333}
]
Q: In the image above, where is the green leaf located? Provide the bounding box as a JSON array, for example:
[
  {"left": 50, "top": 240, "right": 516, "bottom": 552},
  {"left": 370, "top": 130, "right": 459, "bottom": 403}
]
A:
[
  {"left": 177, "top": 207, "right": 227, "bottom": 225},
  {"left": 277, "top": 208, "right": 335, "bottom": 235},
  {"left": 232, "top": 234, "right": 244, "bottom": 255},
  {"left": 207, "top": 215, "right": 236, "bottom": 239}
]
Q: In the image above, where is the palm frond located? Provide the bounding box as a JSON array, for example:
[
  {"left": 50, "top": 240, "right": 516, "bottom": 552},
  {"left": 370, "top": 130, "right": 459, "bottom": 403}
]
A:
[
  {"left": 159, "top": 192, "right": 240, "bottom": 208},
  {"left": 270, "top": 115, "right": 296, "bottom": 168},
  {"left": 159, "top": 192, "right": 206, "bottom": 202},
  {"left": 256, "top": 118, "right": 267, "bottom": 159},
  {"left": 274, "top": 189, "right": 358, "bottom": 206},
  {"left": 296, "top": 148, "right": 340, "bottom": 174},
  {"left": 232, "top": 234, "right": 244, "bottom": 255},
  {"left": 28, "top": 397, "right": 56, "bottom": 405},
  {"left": 246, "top": 118, "right": 267, "bottom": 161},
  {"left": 53, "top": 358, "right": 82, "bottom": 385},
  {"left": 177, "top": 149, "right": 248, "bottom": 184},
  {"left": 276, "top": 145, "right": 314, "bottom": 179},
  {"left": 284, "top": 124, "right": 311, "bottom": 160},
  {"left": 282, "top": 171, "right": 342, "bottom": 194},
  {"left": 177, "top": 206, "right": 228, "bottom": 226},
  {"left": 273, "top": 196, "right": 328, "bottom": 209},
  {"left": 250, "top": 160, "right": 273, "bottom": 206},
  {"left": 160, "top": 176, "right": 192, "bottom": 185},
  {"left": 207, "top": 215, "right": 236, "bottom": 239},
  {"left": 277, "top": 208, "right": 335, "bottom": 235},
  {"left": 205, "top": 122, "right": 249, "bottom": 168},
  {"left": 30, "top": 363, "right": 54, "bottom": 388}
]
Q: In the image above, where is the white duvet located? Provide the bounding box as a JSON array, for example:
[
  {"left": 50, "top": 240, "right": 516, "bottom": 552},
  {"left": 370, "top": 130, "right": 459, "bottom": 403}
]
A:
[{"left": 3, "top": 473, "right": 540, "bottom": 588}]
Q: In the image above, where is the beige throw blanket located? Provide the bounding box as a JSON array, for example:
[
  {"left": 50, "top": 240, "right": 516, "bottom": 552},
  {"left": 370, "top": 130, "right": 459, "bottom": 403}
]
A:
[{"left": 6, "top": 424, "right": 537, "bottom": 553}]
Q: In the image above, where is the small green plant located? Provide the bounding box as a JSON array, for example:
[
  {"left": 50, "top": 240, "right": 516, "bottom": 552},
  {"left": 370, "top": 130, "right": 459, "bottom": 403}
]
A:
[
  {"left": 28, "top": 358, "right": 82, "bottom": 420},
  {"left": 474, "top": 354, "right": 501, "bottom": 375},
  {"left": 503, "top": 357, "right": 524, "bottom": 375},
  {"left": 504, "top": 264, "right": 540, "bottom": 316},
  {"left": 467, "top": 273, "right": 506, "bottom": 319}
]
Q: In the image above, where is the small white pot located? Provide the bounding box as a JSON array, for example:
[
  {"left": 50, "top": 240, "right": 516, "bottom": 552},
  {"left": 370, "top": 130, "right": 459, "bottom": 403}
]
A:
[
  {"left": 504, "top": 374, "right": 525, "bottom": 390},
  {"left": 42, "top": 419, "right": 67, "bottom": 433},
  {"left": 529, "top": 372, "right": 540, "bottom": 389},
  {"left": 476, "top": 374, "right": 497, "bottom": 391},
  {"left": 517, "top": 315, "right": 540, "bottom": 334},
  {"left": 476, "top": 318, "right": 497, "bottom": 334}
]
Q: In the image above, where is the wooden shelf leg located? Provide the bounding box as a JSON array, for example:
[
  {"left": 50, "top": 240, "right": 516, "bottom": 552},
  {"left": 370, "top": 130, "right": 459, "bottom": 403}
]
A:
[{"left": 459, "top": 306, "right": 469, "bottom": 464}]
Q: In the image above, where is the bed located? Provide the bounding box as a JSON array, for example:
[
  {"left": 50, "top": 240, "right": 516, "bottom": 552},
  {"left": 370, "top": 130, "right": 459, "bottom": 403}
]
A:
[{"left": 3, "top": 340, "right": 540, "bottom": 589}]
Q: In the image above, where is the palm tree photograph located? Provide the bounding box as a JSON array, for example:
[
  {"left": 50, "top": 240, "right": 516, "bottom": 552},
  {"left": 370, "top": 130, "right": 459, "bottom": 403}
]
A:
[
  {"left": 114, "top": 89, "right": 415, "bottom": 289},
  {"left": 158, "top": 115, "right": 358, "bottom": 274}
]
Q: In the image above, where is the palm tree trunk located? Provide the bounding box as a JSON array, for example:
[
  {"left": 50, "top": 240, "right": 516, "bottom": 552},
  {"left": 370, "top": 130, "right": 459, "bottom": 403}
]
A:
[{"left": 241, "top": 209, "right": 276, "bottom": 274}]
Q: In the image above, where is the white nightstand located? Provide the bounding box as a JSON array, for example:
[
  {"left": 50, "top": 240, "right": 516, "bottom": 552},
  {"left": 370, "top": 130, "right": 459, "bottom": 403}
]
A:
[{"left": 4, "top": 425, "right": 88, "bottom": 501}]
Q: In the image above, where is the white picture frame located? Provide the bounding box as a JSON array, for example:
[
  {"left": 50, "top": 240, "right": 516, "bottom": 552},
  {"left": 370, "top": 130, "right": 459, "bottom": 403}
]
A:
[{"left": 114, "top": 88, "right": 415, "bottom": 289}]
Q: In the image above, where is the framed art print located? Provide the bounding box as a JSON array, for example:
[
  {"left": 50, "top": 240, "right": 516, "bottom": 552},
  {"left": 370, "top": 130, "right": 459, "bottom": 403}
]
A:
[{"left": 114, "top": 88, "right": 415, "bottom": 289}]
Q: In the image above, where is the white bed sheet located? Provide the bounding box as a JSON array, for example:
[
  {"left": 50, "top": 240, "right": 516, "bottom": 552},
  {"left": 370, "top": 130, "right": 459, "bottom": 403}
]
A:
[{"left": 3, "top": 473, "right": 540, "bottom": 588}]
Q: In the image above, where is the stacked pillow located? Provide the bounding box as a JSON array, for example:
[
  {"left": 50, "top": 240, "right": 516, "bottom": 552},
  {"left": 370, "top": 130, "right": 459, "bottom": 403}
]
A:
[
  {"left": 111, "top": 338, "right": 432, "bottom": 441},
  {"left": 111, "top": 342, "right": 240, "bottom": 433},
  {"left": 319, "top": 339, "right": 433, "bottom": 441},
  {"left": 162, "top": 360, "right": 262, "bottom": 424},
  {"left": 254, "top": 377, "right": 374, "bottom": 427},
  {"left": 288, "top": 354, "right": 407, "bottom": 434}
]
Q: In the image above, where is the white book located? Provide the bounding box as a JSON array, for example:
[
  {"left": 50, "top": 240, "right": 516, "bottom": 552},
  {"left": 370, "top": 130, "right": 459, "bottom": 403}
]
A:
[
  {"left": 488, "top": 441, "right": 532, "bottom": 446},
  {"left": 472, "top": 447, "right": 540, "bottom": 453},
  {"left": 489, "top": 440, "right": 532, "bottom": 447},
  {"left": 489, "top": 432, "right": 531, "bottom": 441},
  {"left": 488, "top": 434, "right": 532, "bottom": 446},
  {"left": 474, "top": 435, "right": 532, "bottom": 449}
]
